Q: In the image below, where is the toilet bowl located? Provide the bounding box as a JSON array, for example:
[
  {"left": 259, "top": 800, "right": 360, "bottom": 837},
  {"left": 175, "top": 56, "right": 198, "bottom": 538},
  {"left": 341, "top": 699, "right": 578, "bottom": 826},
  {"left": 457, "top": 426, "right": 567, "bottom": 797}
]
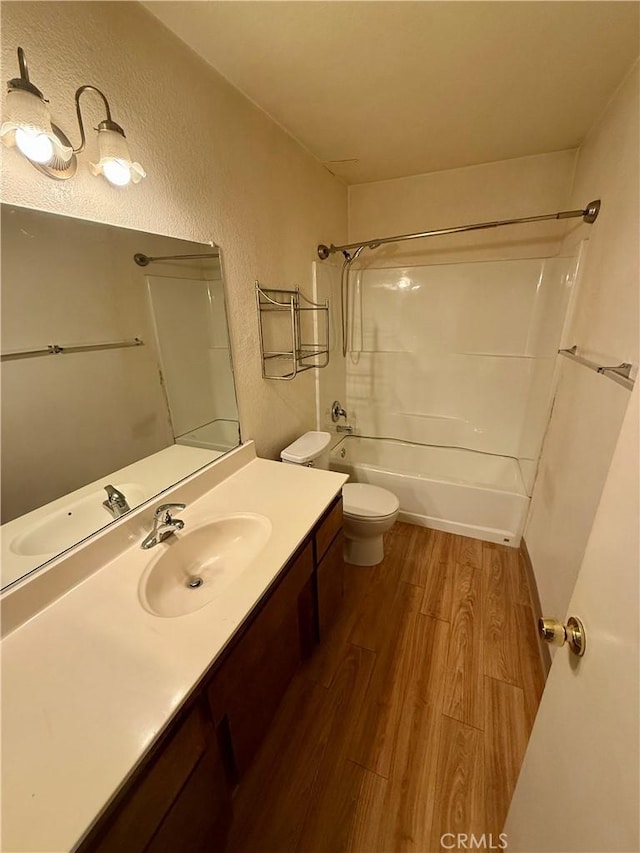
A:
[
  {"left": 280, "top": 431, "right": 399, "bottom": 567},
  {"left": 342, "top": 483, "right": 399, "bottom": 566}
]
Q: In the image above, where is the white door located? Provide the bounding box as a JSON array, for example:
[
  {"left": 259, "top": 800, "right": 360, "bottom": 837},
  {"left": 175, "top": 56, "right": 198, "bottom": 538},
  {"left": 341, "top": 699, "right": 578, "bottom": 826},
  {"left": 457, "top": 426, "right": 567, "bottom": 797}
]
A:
[{"left": 504, "top": 386, "right": 639, "bottom": 852}]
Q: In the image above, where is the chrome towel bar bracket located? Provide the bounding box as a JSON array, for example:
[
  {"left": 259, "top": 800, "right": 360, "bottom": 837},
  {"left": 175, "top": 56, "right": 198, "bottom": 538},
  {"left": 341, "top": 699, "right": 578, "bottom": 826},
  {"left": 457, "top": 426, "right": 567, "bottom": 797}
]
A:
[{"left": 559, "top": 345, "right": 635, "bottom": 391}]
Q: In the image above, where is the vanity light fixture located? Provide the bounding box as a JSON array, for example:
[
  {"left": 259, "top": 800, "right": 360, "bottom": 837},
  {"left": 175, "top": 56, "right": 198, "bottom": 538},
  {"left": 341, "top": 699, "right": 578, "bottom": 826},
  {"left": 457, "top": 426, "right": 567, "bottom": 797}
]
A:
[
  {"left": 0, "top": 47, "right": 145, "bottom": 186},
  {"left": 76, "top": 85, "right": 146, "bottom": 186}
]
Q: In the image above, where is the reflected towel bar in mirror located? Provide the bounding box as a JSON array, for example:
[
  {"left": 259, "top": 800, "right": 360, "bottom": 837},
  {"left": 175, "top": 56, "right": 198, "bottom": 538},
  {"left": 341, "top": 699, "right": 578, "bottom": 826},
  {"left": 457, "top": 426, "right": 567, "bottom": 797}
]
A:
[
  {"left": 0, "top": 337, "right": 144, "bottom": 361},
  {"left": 134, "top": 251, "right": 219, "bottom": 266}
]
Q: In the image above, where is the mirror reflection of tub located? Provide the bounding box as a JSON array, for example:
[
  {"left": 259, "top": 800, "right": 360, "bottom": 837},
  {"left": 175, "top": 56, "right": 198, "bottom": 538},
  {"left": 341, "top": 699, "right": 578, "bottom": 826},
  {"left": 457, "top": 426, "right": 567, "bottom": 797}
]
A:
[{"left": 176, "top": 419, "right": 241, "bottom": 451}]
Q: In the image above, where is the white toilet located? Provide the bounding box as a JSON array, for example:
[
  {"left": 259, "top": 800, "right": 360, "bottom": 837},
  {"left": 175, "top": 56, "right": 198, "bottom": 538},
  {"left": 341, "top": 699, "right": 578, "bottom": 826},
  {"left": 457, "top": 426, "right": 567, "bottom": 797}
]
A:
[
  {"left": 280, "top": 431, "right": 399, "bottom": 567},
  {"left": 341, "top": 482, "right": 399, "bottom": 566}
]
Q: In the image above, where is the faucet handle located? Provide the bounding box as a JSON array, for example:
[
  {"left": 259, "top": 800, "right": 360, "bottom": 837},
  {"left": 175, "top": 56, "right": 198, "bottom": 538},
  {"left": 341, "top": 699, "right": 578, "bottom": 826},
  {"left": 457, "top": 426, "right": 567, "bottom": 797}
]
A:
[
  {"left": 155, "top": 502, "right": 186, "bottom": 521},
  {"left": 331, "top": 400, "right": 348, "bottom": 422}
]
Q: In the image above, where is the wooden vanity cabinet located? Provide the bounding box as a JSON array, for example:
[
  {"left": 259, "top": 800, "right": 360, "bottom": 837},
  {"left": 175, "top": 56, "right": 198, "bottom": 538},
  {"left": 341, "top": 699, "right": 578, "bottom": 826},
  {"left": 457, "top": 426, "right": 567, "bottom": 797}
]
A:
[
  {"left": 207, "top": 541, "right": 314, "bottom": 781},
  {"left": 81, "top": 496, "right": 344, "bottom": 853}
]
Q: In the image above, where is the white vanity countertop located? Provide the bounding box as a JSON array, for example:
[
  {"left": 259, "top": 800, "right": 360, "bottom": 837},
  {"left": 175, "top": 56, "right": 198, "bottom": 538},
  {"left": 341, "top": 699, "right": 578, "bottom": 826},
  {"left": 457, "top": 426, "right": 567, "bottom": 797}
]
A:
[{"left": 1, "top": 451, "right": 347, "bottom": 853}]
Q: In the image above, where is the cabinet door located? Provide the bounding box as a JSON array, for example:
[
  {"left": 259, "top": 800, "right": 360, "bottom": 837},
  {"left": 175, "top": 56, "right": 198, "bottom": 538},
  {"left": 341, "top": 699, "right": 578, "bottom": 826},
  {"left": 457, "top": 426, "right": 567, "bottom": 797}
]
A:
[
  {"left": 145, "top": 748, "right": 231, "bottom": 853},
  {"left": 207, "top": 542, "right": 314, "bottom": 779},
  {"left": 317, "top": 531, "right": 345, "bottom": 636},
  {"left": 89, "top": 704, "right": 215, "bottom": 852}
]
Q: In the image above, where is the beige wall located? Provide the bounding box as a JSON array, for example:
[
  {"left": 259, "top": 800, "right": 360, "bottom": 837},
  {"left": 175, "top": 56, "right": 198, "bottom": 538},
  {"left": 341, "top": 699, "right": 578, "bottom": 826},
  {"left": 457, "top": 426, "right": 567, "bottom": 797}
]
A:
[
  {"left": 348, "top": 150, "right": 577, "bottom": 268},
  {"left": 0, "top": 1, "right": 347, "bottom": 461},
  {"left": 525, "top": 61, "right": 639, "bottom": 619}
]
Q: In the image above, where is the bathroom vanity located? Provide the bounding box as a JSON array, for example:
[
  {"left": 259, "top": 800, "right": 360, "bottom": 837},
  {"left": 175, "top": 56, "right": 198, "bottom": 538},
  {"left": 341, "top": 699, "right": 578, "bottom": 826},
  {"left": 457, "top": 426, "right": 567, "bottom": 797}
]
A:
[{"left": 1, "top": 443, "right": 347, "bottom": 852}]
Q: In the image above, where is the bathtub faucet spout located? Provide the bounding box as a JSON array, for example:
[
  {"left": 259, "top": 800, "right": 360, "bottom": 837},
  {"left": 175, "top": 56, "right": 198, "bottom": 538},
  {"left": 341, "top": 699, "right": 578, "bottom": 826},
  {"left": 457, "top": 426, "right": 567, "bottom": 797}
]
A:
[{"left": 336, "top": 424, "right": 354, "bottom": 433}]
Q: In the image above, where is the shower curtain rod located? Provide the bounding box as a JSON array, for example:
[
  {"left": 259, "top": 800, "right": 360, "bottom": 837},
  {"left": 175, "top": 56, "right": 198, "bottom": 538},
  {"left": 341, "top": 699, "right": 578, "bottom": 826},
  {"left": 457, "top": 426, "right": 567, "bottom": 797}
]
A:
[
  {"left": 317, "top": 199, "right": 601, "bottom": 259},
  {"left": 133, "top": 251, "right": 219, "bottom": 267}
]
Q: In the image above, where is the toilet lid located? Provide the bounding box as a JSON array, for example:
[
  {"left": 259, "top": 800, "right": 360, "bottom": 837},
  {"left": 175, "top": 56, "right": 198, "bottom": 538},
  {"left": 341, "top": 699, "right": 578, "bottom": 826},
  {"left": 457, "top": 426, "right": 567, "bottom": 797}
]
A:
[
  {"left": 342, "top": 483, "right": 399, "bottom": 519},
  {"left": 280, "top": 431, "right": 331, "bottom": 464}
]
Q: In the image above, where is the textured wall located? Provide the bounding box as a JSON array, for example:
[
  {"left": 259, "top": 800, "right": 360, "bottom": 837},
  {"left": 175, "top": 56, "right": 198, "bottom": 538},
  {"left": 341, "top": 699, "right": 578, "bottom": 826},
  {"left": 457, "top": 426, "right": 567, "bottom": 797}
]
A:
[
  {"left": 0, "top": 1, "right": 347, "bottom": 460},
  {"left": 348, "top": 150, "right": 577, "bottom": 268},
  {"left": 525, "top": 61, "right": 639, "bottom": 619}
]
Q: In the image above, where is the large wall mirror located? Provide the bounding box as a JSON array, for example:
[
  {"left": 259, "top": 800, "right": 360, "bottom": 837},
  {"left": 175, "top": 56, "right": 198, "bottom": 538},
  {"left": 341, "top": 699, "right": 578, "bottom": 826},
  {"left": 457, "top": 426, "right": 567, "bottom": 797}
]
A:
[{"left": 1, "top": 204, "right": 240, "bottom": 590}]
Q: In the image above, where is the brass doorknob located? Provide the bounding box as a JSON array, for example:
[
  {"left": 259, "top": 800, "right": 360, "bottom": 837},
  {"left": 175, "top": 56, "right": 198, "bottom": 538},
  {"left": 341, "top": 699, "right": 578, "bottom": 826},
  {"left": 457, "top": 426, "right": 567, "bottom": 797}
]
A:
[{"left": 538, "top": 616, "right": 586, "bottom": 657}]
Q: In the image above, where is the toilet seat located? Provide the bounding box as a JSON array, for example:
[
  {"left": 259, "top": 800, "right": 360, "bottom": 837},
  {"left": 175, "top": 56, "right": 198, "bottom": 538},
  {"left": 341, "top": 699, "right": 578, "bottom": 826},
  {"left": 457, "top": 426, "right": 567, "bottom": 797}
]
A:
[{"left": 342, "top": 483, "right": 400, "bottom": 520}]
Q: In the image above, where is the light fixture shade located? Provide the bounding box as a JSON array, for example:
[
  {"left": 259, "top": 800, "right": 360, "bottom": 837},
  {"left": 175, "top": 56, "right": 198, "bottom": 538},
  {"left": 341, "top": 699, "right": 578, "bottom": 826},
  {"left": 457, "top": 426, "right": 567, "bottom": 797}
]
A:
[
  {"left": 0, "top": 88, "right": 72, "bottom": 164},
  {"left": 90, "top": 128, "right": 145, "bottom": 186}
]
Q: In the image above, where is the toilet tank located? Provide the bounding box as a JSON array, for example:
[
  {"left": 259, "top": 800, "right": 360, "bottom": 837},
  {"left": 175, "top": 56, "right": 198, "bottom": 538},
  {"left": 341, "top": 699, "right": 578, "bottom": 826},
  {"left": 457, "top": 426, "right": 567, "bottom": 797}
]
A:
[{"left": 280, "top": 431, "right": 331, "bottom": 469}]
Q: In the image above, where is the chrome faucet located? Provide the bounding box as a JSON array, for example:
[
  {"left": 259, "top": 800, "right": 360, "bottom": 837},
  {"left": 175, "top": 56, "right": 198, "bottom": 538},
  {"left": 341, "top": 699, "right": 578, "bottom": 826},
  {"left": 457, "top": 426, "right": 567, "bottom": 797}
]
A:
[
  {"left": 103, "top": 484, "right": 131, "bottom": 519},
  {"left": 336, "top": 424, "right": 354, "bottom": 433},
  {"left": 141, "top": 503, "right": 186, "bottom": 549}
]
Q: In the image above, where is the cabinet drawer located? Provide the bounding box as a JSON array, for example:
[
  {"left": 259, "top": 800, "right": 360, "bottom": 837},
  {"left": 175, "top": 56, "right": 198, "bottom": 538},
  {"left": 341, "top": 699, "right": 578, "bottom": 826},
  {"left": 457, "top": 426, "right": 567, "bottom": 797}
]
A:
[
  {"left": 315, "top": 498, "right": 343, "bottom": 563},
  {"left": 92, "top": 705, "right": 208, "bottom": 852}
]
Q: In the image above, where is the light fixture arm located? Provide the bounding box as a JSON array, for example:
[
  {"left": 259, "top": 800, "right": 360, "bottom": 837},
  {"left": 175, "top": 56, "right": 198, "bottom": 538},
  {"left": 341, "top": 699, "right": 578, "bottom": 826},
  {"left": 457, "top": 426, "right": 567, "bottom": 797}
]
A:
[
  {"left": 17, "top": 45, "right": 29, "bottom": 81},
  {"left": 8, "top": 47, "right": 46, "bottom": 99},
  {"left": 73, "top": 85, "right": 125, "bottom": 154}
]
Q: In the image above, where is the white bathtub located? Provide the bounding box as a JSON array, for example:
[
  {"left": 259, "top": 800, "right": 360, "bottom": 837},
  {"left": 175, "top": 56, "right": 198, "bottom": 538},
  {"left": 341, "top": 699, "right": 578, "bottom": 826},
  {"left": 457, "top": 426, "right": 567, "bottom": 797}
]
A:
[{"left": 329, "top": 436, "right": 529, "bottom": 547}]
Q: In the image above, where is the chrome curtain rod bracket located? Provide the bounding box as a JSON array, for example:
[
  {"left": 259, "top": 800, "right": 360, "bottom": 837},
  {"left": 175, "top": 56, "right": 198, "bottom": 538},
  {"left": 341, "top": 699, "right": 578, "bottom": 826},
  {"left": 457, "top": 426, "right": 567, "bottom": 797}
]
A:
[
  {"left": 317, "top": 200, "right": 601, "bottom": 259},
  {"left": 134, "top": 251, "right": 219, "bottom": 267}
]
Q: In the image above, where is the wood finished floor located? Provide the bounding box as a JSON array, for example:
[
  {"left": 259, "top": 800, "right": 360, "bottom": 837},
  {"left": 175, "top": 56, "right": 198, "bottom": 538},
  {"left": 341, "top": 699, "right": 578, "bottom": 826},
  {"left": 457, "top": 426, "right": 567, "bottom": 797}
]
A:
[{"left": 226, "top": 524, "right": 546, "bottom": 853}]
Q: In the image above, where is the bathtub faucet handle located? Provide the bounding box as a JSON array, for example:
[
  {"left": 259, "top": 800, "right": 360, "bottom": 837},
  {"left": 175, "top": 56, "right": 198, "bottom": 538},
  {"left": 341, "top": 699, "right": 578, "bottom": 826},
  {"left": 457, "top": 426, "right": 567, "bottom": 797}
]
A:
[{"left": 331, "top": 400, "right": 348, "bottom": 422}]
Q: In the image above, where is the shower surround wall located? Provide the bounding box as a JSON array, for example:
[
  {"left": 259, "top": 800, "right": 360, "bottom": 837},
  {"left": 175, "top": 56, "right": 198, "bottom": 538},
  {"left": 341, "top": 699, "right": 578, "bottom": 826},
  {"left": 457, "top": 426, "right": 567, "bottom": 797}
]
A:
[{"left": 344, "top": 255, "right": 580, "bottom": 495}]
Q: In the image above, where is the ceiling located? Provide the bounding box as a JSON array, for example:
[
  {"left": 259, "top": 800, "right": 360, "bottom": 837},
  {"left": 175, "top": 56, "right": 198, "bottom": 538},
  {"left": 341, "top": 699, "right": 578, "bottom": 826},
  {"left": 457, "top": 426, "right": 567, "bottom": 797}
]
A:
[{"left": 144, "top": 1, "right": 640, "bottom": 184}]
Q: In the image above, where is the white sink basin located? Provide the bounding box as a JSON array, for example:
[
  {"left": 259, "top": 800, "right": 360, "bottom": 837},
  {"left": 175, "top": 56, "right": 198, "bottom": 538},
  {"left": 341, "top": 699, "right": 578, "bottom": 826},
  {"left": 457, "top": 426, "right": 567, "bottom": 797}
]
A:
[
  {"left": 10, "top": 483, "right": 147, "bottom": 557},
  {"left": 138, "top": 513, "right": 272, "bottom": 618}
]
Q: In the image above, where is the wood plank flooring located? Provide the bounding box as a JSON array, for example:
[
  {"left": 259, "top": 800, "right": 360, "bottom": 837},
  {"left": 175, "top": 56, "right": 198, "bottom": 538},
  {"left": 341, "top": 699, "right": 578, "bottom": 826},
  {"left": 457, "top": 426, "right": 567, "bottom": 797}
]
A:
[{"left": 226, "top": 524, "right": 546, "bottom": 853}]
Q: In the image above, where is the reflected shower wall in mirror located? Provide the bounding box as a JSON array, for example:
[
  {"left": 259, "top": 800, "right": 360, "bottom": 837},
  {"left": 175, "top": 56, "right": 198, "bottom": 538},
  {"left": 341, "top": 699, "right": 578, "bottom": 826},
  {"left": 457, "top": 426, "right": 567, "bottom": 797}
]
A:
[{"left": 1, "top": 204, "right": 240, "bottom": 589}]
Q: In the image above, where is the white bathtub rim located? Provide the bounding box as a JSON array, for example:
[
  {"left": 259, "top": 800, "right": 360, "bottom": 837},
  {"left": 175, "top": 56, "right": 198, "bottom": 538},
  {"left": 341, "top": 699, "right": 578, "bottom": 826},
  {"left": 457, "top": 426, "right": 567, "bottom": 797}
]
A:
[
  {"left": 331, "top": 436, "right": 528, "bottom": 496},
  {"left": 333, "top": 460, "right": 526, "bottom": 499},
  {"left": 332, "top": 433, "right": 524, "bottom": 466}
]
